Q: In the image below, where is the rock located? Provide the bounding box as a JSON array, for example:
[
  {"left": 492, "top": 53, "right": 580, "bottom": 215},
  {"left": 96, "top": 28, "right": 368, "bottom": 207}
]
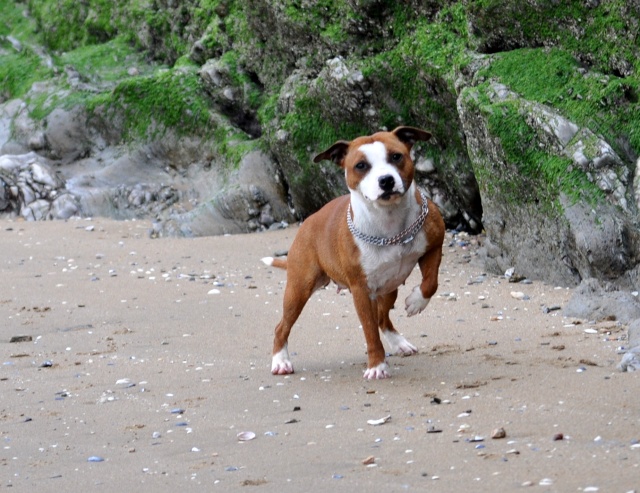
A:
[
  {"left": 563, "top": 278, "right": 640, "bottom": 323},
  {"left": 629, "top": 319, "right": 640, "bottom": 348},
  {"left": 22, "top": 199, "right": 51, "bottom": 220},
  {"left": 460, "top": 80, "right": 640, "bottom": 287},
  {"left": 0, "top": 152, "right": 75, "bottom": 220},
  {"left": 50, "top": 193, "right": 79, "bottom": 219},
  {"left": 491, "top": 427, "right": 507, "bottom": 439},
  {"left": 43, "top": 106, "right": 94, "bottom": 162}
]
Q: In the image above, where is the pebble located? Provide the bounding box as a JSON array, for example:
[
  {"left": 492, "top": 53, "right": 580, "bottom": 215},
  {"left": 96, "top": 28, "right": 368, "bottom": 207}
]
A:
[
  {"left": 491, "top": 427, "right": 507, "bottom": 439},
  {"left": 362, "top": 455, "right": 375, "bottom": 465},
  {"left": 10, "top": 335, "right": 32, "bottom": 343}
]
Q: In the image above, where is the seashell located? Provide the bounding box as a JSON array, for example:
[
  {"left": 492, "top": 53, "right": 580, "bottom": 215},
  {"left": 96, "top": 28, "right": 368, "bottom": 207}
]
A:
[
  {"left": 367, "top": 415, "right": 391, "bottom": 426},
  {"left": 237, "top": 431, "right": 256, "bottom": 441}
]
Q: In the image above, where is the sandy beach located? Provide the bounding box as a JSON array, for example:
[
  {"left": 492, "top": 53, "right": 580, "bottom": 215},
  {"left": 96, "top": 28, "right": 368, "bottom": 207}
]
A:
[{"left": 1, "top": 217, "right": 638, "bottom": 491}]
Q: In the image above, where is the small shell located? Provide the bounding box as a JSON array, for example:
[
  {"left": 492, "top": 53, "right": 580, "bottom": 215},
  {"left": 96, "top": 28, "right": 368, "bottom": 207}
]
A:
[
  {"left": 237, "top": 431, "right": 256, "bottom": 441},
  {"left": 367, "top": 415, "right": 391, "bottom": 426}
]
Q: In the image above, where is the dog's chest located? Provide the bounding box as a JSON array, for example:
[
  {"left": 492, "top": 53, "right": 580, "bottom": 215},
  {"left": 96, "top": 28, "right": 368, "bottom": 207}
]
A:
[{"left": 357, "top": 231, "right": 427, "bottom": 296}]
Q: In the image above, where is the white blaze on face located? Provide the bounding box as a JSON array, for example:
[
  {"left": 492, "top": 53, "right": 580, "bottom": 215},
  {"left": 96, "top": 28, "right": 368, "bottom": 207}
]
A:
[{"left": 356, "top": 141, "right": 404, "bottom": 201}]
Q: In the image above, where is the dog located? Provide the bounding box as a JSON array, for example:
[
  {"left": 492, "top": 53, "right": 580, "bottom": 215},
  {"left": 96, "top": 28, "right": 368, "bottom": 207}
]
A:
[{"left": 261, "top": 126, "right": 445, "bottom": 379}]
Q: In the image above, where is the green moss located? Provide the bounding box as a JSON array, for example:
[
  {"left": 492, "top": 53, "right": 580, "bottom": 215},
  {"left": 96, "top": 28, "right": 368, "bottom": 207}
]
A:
[
  {"left": 27, "top": 0, "right": 117, "bottom": 51},
  {"left": 57, "top": 35, "right": 156, "bottom": 82},
  {"left": 468, "top": 89, "right": 605, "bottom": 213},
  {"left": 212, "top": 125, "right": 260, "bottom": 168},
  {"left": 0, "top": 1, "right": 34, "bottom": 39},
  {"left": 0, "top": 48, "right": 53, "bottom": 100},
  {"left": 88, "top": 66, "right": 213, "bottom": 141},
  {"left": 467, "top": 0, "right": 640, "bottom": 75},
  {"left": 257, "top": 92, "right": 278, "bottom": 126},
  {"left": 481, "top": 47, "right": 640, "bottom": 160},
  {"left": 0, "top": 1, "right": 54, "bottom": 100},
  {"left": 219, "top": 50, "right": 263, "bottom": 109}
]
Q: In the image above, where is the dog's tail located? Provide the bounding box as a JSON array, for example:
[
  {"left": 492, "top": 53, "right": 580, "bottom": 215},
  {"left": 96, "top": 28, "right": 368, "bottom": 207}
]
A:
[{"left": 261, "top": 256, "right": 287, "bottom": 270}]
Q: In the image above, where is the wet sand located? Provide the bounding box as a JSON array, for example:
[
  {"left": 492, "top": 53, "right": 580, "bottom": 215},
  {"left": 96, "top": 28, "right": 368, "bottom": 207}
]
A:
[{"left": 1, "top": 217, "right": 638, "bottom": 491}]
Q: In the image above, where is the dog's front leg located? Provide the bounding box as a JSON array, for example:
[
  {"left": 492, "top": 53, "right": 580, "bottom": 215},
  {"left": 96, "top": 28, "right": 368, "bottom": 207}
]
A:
[
  {"left": 378, "top": 290, "right": 418, "bottom": 355},
  {"left": 405, "top": 244, "right": 442, "bottom": 317},
  {"left": 352, "top": 287, "right": 389, "bottom": 379}
]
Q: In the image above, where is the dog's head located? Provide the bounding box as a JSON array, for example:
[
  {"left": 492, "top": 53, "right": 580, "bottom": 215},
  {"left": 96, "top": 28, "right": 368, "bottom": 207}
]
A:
[{"left": 314, "top": 126, "right": 431, "bottom": 205}]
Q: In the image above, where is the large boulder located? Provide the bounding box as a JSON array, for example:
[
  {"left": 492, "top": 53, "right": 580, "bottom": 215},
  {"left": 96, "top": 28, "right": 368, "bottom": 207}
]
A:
[{"left": 458, "top": 80, "right": 640, "bottom": 287}]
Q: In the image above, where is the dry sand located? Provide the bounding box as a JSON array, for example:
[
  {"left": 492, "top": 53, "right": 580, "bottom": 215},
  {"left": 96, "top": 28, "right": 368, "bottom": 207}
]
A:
[{"left": 1, "top": 217, "right": 638, "bottom": 492}]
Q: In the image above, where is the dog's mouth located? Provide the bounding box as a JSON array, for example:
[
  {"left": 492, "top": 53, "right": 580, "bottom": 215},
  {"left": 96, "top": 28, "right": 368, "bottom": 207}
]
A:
[{"left": 378, "top": 190, "right": 402, "bottom": 201}]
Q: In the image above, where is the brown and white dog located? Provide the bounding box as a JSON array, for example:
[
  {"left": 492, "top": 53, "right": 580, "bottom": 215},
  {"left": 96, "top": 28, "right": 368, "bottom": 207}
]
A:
[{"left": 262, "top": 127, "right": 445, "bottom": 379}]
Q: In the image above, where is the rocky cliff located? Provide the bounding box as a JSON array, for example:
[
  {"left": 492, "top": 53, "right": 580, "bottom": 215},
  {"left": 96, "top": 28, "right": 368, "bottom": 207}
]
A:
[{"left": 1, "top": 0, "right": 639, "bottom": 287}]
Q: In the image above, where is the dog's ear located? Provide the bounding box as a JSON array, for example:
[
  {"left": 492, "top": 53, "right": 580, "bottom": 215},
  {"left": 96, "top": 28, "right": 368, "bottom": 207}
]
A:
[
  {"left": 392, "top": 127, "right": 432, "bottom": 148},
  {"left": 313, "top": 141, "right": 350, "bottom": 166}
]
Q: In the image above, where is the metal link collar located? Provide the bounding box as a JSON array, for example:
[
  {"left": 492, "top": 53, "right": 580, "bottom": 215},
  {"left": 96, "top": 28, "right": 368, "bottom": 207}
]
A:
[{"left": 347, "top": 190, "right": 429, "bottom": 247}]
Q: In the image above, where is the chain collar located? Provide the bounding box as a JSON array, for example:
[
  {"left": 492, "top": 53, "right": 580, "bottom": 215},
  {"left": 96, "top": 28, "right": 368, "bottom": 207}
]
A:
[{"left": 347, "top": 190, "right": 429, "bottom": 246}]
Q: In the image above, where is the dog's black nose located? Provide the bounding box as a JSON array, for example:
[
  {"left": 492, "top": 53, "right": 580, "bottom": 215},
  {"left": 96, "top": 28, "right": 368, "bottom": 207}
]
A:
[{"left": 378, "top": 175, "right": 395, "bottom": 191}]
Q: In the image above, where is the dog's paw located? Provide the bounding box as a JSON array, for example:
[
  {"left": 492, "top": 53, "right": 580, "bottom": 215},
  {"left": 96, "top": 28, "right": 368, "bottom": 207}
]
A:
[
  {"left": 405, "top": 286, "right": 431, "bottom": 317},
  {"left": 363, "top": 362, "right": 390, "bottom": 380},
  {"left": 383, "top": 330, "right": 418, "bottom": 356},
  {"left": 271, "top": 348, "right": 294, "bottom": 375}
]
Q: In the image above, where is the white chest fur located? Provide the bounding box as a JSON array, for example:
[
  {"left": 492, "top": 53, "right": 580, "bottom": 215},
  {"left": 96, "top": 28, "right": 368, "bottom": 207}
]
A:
[{"left": 357, "top": 231, "right": 427, "bottom": 296}]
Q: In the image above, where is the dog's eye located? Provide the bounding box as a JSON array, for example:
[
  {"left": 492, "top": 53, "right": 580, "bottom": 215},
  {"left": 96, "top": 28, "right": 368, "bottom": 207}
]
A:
[
  {"left": 390, "top": 153, "right": 403, "bottom": 162},
  {"left": 354, "top": 161, "right": 368, "bottom": 171}
]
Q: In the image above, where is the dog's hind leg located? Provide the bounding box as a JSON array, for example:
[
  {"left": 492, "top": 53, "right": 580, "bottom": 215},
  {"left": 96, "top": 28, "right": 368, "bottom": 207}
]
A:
[
  {"left": 378, "top": 290, "right": 418, "bottom": 356},
  {"left": 271, "top": 268, "right": 327, "bottom": 375}
]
